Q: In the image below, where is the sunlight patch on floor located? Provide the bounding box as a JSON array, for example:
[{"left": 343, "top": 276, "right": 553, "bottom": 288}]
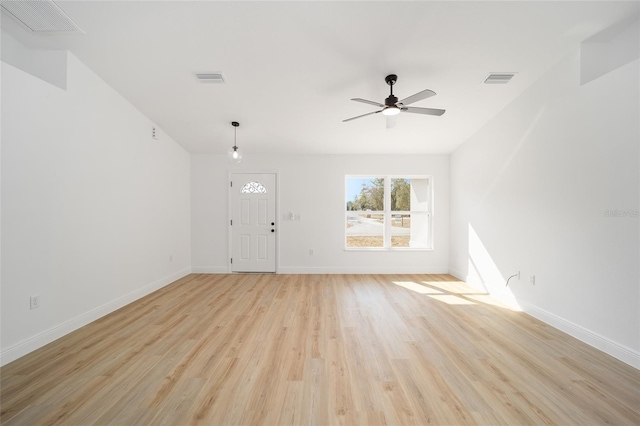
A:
[
  {"left": 421, "top": 280, "right": 477, "bottom": 295},
  {"left": 426, "top": 294, "right": 476, "bottom": 305},
  {"left": 393, "top": 281, "right": 443, "bottom": 294},
  {"left": 394, "top": 278, "right": 520, "bottom": 310},
  {"left": 464, "top": 294, "right": 521, "bottom": 311}
]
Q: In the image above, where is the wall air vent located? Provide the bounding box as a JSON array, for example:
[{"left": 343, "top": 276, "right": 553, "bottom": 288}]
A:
[
  {"left": 194, "top": 73, "right": 226, "bottom": 84},
  {"left": 1, "top": 0, "right": 84, "bottom": 34},
  {"left": 484, "top": 73, "right": 516, "bottom": 84}
]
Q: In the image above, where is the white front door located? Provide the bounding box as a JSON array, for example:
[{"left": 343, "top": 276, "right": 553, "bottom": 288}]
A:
[{"left": 230, "top": 173, "right": 277, "bottom": 272}]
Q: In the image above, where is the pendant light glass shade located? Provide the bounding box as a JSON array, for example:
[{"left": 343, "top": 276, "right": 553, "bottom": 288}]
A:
[
  {"left": 228, "top": 146, "right": 242, "bottom": 163},
  {"left": 228, "top": 121, "right": 242, "bottom": 163}
]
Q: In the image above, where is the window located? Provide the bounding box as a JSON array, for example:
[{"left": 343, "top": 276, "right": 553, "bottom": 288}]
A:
[
  {"left": 241, "top": 181, "right": 267, "bottom": 194},
  {"left": 345, "top": 176, "right": 432, "bottom": 249}
]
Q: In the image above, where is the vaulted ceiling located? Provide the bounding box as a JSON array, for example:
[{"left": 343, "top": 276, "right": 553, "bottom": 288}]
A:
[{"left": 2, "top": 1, "right": 637, "bottom": 155}]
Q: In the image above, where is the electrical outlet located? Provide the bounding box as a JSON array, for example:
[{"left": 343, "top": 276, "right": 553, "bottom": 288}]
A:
[
  {"left": 530, "top": 275, "right": 536, "bottom": 285},
  {"left": 30, "top": 295, "right": 40, "bottom": 310}
]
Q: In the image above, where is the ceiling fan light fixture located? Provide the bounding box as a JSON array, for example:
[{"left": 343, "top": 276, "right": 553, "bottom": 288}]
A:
[{"left": 382, "top": 106, "right": 401, "bottom": 116}]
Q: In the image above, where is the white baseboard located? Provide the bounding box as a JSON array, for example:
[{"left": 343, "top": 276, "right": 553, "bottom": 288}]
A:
[
  {"left": 190, "top": 266, "right": 449, "bottom": 275},
  {"left": 519, "top": 301, "right": 640, "bottom": 370},
  {"left": 277, "top": 266, "right": 449, "bottom": 274},
  {"left": 191, "top": 266, "right": 229, "bottom": 273},
  {"left": 0, "top": 267, "right": 191, "bottom": 367}
]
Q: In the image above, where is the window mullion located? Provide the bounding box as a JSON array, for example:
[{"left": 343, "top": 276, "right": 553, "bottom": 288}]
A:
[{"left": 384, "top": 177, "right": 391, "bottom": 248}]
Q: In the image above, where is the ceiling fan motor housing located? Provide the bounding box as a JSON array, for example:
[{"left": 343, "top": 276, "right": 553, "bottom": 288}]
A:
[{"left": 385, "top": 95, "right": 398, "bottom": 107}]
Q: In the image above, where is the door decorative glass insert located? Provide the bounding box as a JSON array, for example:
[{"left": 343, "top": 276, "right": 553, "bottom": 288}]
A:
[{"left": 241, "top": 181, "right": 267, "bottom": 194}]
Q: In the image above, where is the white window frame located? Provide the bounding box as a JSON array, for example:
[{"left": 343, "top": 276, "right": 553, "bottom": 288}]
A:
[{"left": 345, "top": 175, "right": 433, "bottom": 251}]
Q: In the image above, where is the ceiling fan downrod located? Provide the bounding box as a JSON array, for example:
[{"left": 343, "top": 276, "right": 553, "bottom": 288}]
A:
[{"left": 385, "top": 74, "right": 398, "bottom": 106}]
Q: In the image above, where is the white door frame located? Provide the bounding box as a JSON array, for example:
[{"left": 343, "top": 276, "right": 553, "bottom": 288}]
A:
[{"left": 228, "top": 170, "right": 279, "bottom": 273}]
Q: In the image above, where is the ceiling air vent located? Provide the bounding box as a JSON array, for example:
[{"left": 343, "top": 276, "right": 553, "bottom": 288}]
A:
[
  {"left": 1, "top": 0, "right": 84, "bottom": 34},
  {"left": 194, "top": 73, "right": 226, "bottom": 84},
  {"left": 484, "top": 73, "right": 516, "bottom": 84}
]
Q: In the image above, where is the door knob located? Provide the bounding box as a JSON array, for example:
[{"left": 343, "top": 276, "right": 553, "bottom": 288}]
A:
[
  {"left": 271, "top": 222, "right": 275, "bottom": 226},
  {"left": 271, "top": 229, "right": 275, "bottom": 233}
]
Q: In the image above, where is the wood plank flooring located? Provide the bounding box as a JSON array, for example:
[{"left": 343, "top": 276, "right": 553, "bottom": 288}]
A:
[{"left": 1, "top": 274, "right": 638, "bottom": 425}]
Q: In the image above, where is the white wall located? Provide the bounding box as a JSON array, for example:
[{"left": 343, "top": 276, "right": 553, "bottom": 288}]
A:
[
  {"left": 192, "top": 154, "right": 449, "bottom": 274},
  {"left": 1, "top": 49, "right": 191, "bottom": 365},
  {"left": 449, "top": 47, "right": 639, "bottom": 367}
]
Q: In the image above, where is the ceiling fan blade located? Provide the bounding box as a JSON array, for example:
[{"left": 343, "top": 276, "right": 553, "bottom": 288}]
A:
[
  {"left": 399, "top": 89, "right": 436, "bottom": 106},
  {"left": 386, "top": 115, "right": 397, "bottom": 129},
  {"left": 343, "top": 110, "right": 383, "bottom": 122},
  {"left": 351, "top": 98, "right": 385, "bottom": 108},
  {"left": 402, "top": 106, "right": 445, "bottom": 116}
]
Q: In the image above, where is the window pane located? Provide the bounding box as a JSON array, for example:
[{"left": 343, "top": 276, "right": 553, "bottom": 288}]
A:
[
  {"left": 391, "top": 213, "right": 429, "bottom": 248},
  {"left": 391, "top": 178, "right": 429, "bottom": 212},
  {"left": 346, "top": 212, "right": 384, "bottom": 247},
  {"left": 346, "top": 177, "right": 384, "bottom": 211}
]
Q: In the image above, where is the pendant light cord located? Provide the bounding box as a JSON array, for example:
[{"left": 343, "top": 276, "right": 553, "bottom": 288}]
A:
[{"left": 231, "top": 121, "right": 240, "bottom": 150}]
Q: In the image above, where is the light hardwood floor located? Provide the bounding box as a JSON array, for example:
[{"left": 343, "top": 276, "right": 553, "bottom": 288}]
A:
[{"left": 1, "top": 274, "right": 638, "bottom": 425}]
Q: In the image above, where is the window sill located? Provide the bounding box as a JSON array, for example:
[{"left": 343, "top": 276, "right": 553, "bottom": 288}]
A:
[{"left": 344, "top": 247, "right": 434, "bottom": 252}]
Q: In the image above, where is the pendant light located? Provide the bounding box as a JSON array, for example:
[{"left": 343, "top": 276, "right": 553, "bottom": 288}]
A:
[{"left": 227, "top": 121, "right": 242, "bottom": 163}]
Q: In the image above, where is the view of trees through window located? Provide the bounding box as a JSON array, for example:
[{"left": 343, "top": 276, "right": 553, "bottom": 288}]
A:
[
  {"left": 345, "top": 176, "right": 431, "bottom": 249},
  {"left": 346, "top": 178, "right": 411, "bottom": 212}
]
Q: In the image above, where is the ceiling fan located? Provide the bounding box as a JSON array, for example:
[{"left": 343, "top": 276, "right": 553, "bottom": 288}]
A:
[{"left": 343, "top": 74, "right": 445, "bottom": 127}]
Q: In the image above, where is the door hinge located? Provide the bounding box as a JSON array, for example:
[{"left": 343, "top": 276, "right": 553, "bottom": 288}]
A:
[
  {"left": 230, "top": 219, "right": 233, "bottom": 226},
  {"left": 230, "top": 181, "right": 233, "bottom": 187},
  {"left": 230, "top": 258, "right": 233, "bottom": 264}
]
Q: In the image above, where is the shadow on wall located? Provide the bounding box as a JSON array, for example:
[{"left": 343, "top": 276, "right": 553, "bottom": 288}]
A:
[{"left": 580, "top": 16, "right": 639, "bottom": 85}]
